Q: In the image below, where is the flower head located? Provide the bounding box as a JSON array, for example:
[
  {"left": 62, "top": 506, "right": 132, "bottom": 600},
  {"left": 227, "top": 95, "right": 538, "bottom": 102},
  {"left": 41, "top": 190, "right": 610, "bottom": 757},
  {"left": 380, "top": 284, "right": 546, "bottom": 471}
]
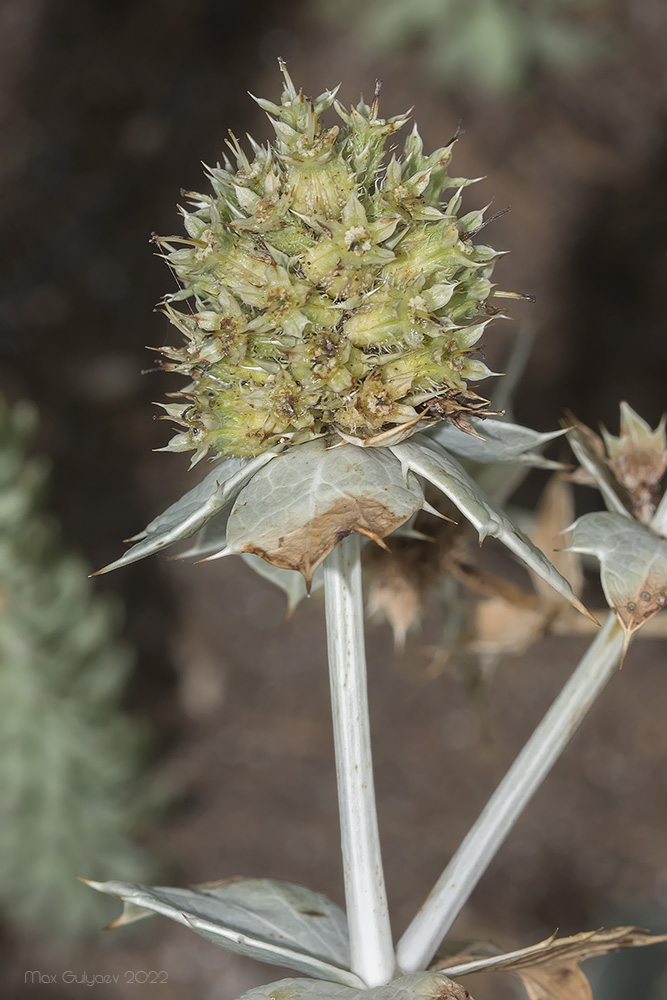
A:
[
  {"left": 99, "top": 70, "right": 588, "bottom": 635},
  {"left": 155, "top": 63, "right": 503, "bottom": 463}
]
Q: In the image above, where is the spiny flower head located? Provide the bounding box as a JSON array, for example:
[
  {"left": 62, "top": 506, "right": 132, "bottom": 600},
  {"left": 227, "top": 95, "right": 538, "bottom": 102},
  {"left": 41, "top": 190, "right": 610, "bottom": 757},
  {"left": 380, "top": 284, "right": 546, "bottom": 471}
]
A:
[{"left": 155, "top": 62, "right": 507, "bottom": 462}]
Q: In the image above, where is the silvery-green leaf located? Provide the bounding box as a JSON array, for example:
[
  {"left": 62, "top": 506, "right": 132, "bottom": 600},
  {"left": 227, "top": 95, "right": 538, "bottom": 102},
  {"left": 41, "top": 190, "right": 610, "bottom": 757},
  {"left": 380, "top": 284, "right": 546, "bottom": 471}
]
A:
[
  {"left": 565, "top": 418, "right": 632, "bottom": 519},
  {"left": 217, "top": 439, "right": 425, "bottom": 585},
  {"left": 424, "top": 419, "right": 565, "bottom": 469},
  {"left": 392, "top": 437, "right": 593, "bottom": 622},
  {"left": 176, "top": 502, "right": 232, "bottom": 559},
  {"left": 96, "top": 453, "right": 274, "bottom": 574},
  {"left": 236, "top": 972, "right": 470, "bottom": 1000},
  {"left": 241, "top": 554, "right": 324, "bottom": 615},
  {"left": 138, "top": 457, "right": 245, "bottom": 538},
  {"left": 84, "top": 877, "right": 360, "bottom": 986},
  {"left": 566, "top": 512, "right": 667, "bottom": 636}
]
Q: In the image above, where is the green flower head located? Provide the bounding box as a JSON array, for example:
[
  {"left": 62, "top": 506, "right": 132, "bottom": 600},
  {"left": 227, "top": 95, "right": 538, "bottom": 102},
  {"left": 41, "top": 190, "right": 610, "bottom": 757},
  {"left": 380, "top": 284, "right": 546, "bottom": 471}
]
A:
[{"left": 155, "top": 62, "right": 506, "bottom": 463}]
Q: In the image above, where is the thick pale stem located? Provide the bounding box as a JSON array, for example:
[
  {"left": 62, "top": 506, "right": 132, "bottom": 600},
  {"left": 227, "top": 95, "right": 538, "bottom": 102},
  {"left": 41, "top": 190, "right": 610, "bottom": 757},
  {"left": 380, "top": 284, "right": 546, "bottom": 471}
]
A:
[
  {"left": 324, "top": 534, "right": 395, "bottom": 987},
  {"left": 651, "top": 491, "right": 667, "bottom": 537},
  {"left": 397, "top": 613, "right": 623, "bottom": 973}
]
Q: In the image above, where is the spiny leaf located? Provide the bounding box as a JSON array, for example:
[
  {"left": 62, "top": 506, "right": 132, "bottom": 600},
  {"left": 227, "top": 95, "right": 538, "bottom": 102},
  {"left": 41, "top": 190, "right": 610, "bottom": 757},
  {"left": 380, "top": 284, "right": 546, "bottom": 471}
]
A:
[
  {"left": 217, "top": 439, "right": 425, "bottom": 585},
  {"left": 431, "top": 926, "right": 667, "bottom": 1000},
  {"left": 236, "top": 972, "right": 473, "bottom": 1000},
  {"left": 427, "top": 418, "right": 565, "bottom": 469},
  {"left": 95, "top": 454, "right": 274, "bottom": 574},
  {"left": 566, "top": 512, "right": 667, "bottom": 647},
  {"left": 84, "top": 876, "right": 360, "bottom": 987},
  {"left": 391, "top": 437, "right": 594, "bottom": 623},
  {"left": 564, "top": 415, "right": 632, "bottom": 519}
]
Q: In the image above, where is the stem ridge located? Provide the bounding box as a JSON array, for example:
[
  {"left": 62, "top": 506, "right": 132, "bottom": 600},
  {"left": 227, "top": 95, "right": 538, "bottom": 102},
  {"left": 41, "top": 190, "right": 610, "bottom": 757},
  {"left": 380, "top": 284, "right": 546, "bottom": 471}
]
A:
[{"left": 324, "top": 535, "right": 395, "bottom": 987}]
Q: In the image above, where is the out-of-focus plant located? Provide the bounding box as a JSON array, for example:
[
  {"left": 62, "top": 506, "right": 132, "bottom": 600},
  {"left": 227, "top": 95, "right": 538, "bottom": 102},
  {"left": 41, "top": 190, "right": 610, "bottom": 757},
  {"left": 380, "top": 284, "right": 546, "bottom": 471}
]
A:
[
  {"left": 0, "top": 398, "right": 150, "bottom": 939},
  {"left": 84, "top": 66, "right": 667, "bottom": 999},
  {"left": 314, "top": 0, "right": 605, "bottom": 94}
]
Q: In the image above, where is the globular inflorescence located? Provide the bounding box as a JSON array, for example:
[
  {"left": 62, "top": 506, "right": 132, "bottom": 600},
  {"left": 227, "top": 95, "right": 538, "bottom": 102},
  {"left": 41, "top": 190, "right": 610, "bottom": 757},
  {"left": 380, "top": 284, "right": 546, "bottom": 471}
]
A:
[{"left": 156, "top": 62, "right": 507, "bottom": 462}]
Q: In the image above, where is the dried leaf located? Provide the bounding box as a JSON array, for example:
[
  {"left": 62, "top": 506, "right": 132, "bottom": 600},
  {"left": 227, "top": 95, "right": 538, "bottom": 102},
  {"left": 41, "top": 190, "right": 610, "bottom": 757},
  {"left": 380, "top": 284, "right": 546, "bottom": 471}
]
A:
[
  {"left": 566, "top": 512, "right": 667, "bottom": 642},
  {"left": 432, "top": 926, "right": 667, "bottom": 1000},
  {"left": 237, "top": 972, "right": 473, "bottom": 1000},
  {"left": 445, "top": 552, "right": 541, "bottom": 609},
  {"left": 366, "top": 540, "right": 437, "bottom": 650},
  {"left": 84, "top": 876, "right": 360, "bottom": 986},
  {"left": 446, "top": 476, "right": 580, "bottom": 659},
  {"left": 529, "top": 475, "right": 583, "bottom": 607},
  {"left": 471, "top": 597, "right": 547, "bottom": 658},
  {"left": 222, "top": 439, "right": 424, "bottom": 585},
  {"left": 335, "top": 413, "right": 424, "bottom": 448}
]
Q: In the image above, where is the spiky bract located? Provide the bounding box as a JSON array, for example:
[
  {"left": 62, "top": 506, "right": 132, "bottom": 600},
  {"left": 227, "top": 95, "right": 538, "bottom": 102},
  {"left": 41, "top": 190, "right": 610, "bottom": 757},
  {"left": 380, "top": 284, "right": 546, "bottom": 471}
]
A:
[{"left": 157, "top": 64, "right": 504, "bottom": 461}]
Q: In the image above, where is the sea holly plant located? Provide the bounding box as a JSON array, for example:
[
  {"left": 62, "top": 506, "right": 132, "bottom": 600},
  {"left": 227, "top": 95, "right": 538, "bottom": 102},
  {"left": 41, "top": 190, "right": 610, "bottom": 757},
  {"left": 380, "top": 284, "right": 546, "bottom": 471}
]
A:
[{"left": 87, "top": 67, "right": 667, "bottom": 998}]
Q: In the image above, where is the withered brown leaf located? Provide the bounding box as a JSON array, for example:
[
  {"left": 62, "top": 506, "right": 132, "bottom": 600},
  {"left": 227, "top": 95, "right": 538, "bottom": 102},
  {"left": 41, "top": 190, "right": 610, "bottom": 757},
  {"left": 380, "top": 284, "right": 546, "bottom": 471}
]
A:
[
  {"left": 446, "top": 475, "right": 582, "bottom": 660},
  {"left": 529, "top": 475, "right": 583, "bottom": 609},
  {"left": 431, "top": 926, "right": 667, "bottom": 1000}
]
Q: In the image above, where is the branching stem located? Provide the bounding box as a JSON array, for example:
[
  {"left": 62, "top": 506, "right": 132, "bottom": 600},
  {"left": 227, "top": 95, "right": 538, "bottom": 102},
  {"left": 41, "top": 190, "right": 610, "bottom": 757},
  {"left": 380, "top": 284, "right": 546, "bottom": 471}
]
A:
[
  {"left": 324, "top": 534, "right": 395, "bottom": 987},
  {"left": 397, "top": 613, "right": 623, "bottom": 973}
]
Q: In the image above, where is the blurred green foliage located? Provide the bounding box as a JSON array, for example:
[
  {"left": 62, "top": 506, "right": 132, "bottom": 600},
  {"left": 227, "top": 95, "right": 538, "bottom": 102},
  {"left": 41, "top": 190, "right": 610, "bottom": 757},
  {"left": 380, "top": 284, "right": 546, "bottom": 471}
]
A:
[
  {"left": 315, "top": 0, "right": 605, "bottom": 93},
  {"left": 0, "top": 399, "right": 151, "bottom": 939}
]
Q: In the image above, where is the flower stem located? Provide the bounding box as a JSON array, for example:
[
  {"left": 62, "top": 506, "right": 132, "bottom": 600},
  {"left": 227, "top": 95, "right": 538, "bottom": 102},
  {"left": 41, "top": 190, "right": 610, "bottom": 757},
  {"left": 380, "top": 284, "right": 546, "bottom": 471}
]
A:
[
  {"left": 324, "top": 534, "right": 395, "bottom": 987},
  {"left": 396, "top": 613, "right": 623, "bottom": 973}
]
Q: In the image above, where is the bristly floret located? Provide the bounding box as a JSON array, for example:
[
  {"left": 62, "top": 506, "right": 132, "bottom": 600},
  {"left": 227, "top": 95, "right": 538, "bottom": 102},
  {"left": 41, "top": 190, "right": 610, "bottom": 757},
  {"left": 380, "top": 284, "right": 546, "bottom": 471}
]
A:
[{"left": 154, "top": 61, "right": 506, "bottom": 462}]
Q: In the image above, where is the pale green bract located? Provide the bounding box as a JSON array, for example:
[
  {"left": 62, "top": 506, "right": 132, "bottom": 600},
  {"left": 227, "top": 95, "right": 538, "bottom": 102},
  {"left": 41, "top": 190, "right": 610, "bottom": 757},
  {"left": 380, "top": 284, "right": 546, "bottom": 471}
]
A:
[
  {"left": 217, "top": 439, "right": 425, "bottom": 583},
  {"left": 235, "top": 972, "right": 466, "bottom": 1000},
  {"left": 97, "top": 420, "right": 584, "bottom": 622},
  {"left": 566, "top": 512, "right": 667, "bottom": 635},
  {"left": 565, "top": 422, "right": 632, "bottom": 519},
  {"left": 391, "top": 436, "right": 587, "bottom": 617},
  {"left": 427, "top": 417, "right": 565, "bottom": 469},
  {"left": 96, "top": 453, "right": 275, "bottom": 574},
  {"left": 85, "top": 877, "right": 361, "bottom": 987}
]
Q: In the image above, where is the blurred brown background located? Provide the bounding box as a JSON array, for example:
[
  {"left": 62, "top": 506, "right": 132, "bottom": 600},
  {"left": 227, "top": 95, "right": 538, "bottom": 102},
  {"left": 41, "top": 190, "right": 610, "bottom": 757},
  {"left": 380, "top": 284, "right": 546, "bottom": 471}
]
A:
[{"left": 1, "top": 0, "right": 667, "bottom": 997}]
